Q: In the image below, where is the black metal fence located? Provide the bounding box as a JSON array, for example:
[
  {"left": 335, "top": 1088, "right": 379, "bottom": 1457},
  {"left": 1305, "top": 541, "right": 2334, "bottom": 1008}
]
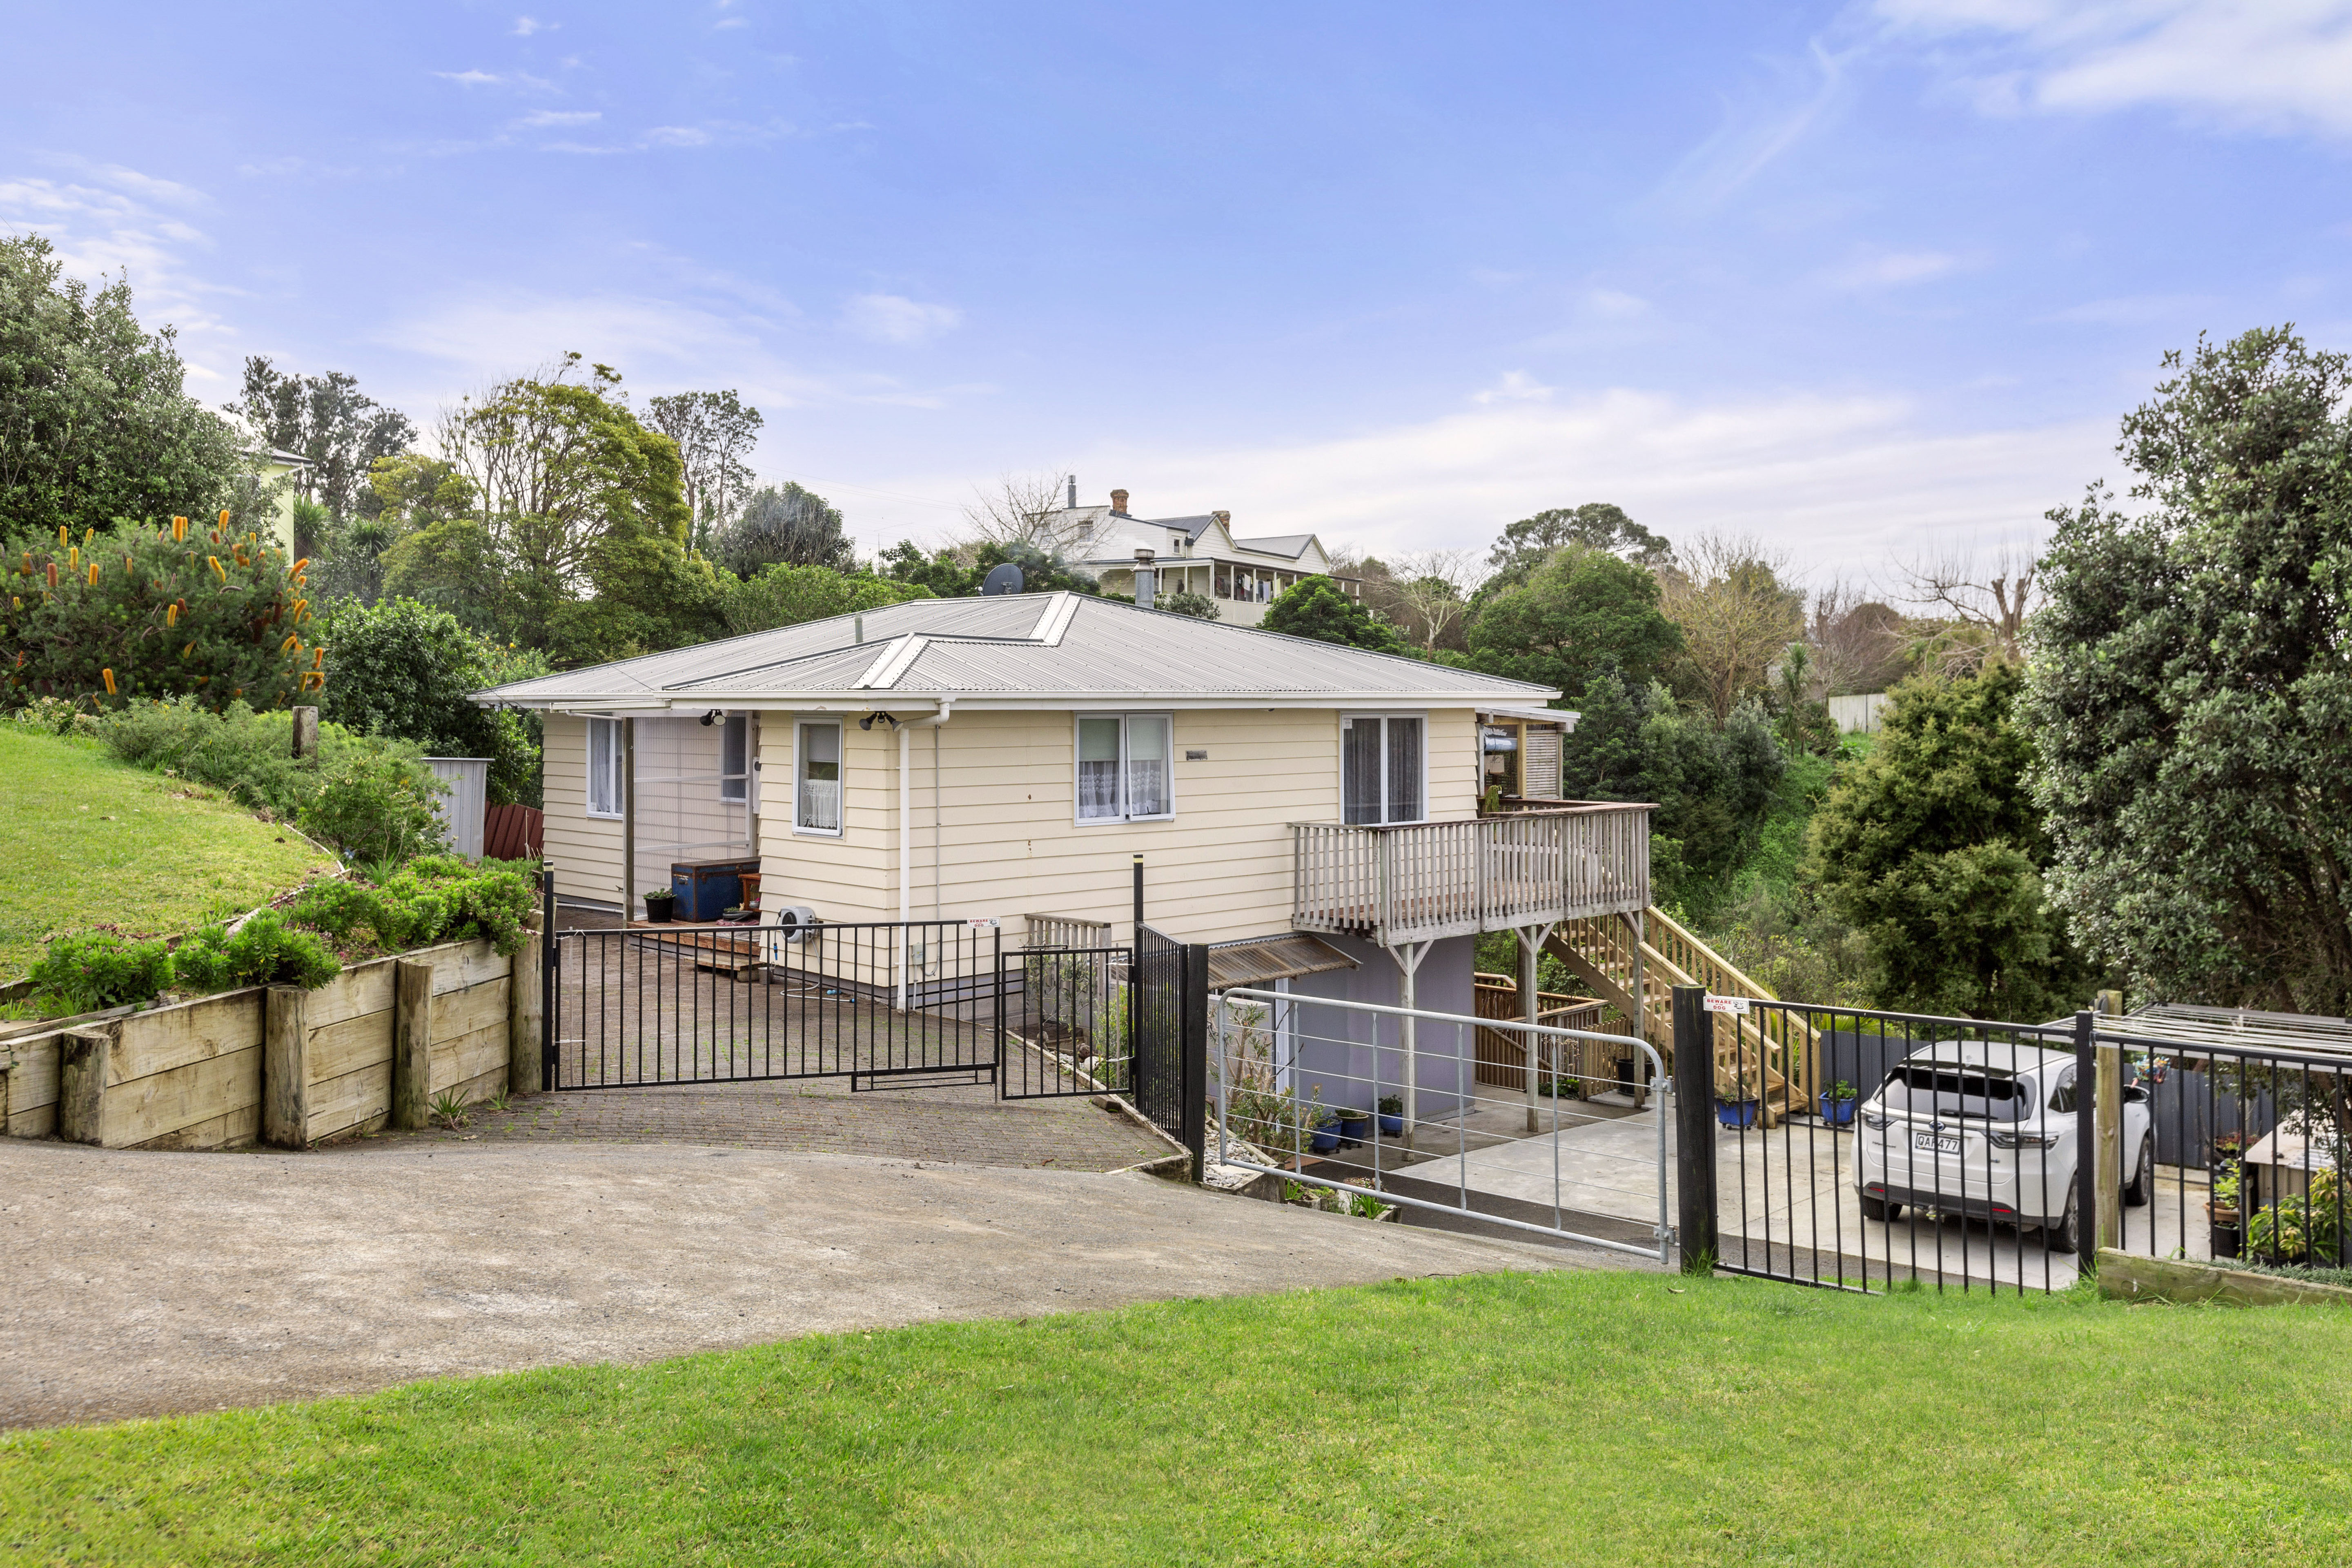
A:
[
  {"left": 1680, "top": 988, "right": 2351, "bottom": 1294},
  {"left": 1000, "top": 944, "right": 1133, "bottom": 1100}
]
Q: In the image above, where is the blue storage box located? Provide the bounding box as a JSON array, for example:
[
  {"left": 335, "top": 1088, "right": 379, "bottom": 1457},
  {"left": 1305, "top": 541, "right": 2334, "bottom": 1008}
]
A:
[{"left": 670, "top": 858, "right": 759, "bottom": 922}]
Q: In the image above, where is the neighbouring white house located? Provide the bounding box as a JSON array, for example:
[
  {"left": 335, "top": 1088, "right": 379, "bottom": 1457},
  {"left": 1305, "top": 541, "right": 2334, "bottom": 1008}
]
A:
[
  {"left": 472, "top": 591, "right": 1644, "bottom": 1090},
  {"left": 1043, "top": 484, "right": 1359, "bottom": 626}
]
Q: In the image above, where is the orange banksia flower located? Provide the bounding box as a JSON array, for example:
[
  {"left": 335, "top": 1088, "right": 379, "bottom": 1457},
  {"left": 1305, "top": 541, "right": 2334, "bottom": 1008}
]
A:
[
  {"left": 172, "top": 515, "right": 188, "bottom": 541},
  {"left": 100, "top": 668, "right": 117, "bottom": 695}
]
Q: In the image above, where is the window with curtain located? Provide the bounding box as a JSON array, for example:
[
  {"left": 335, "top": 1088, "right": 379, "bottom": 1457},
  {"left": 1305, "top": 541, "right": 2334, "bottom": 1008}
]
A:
[
  {"left": 718, "top": 715, "right": 748, "bottom": 802},
  {"left": 796, "top": 720, "right": 841, "bottom": 833},
  {"left": 1341, "top": 715, "right": 1425, "bottom": 825},
  {"left": 1076, "top": 714, "right": 1176, "bottom": 822},
  {"left": 587, "top": 717, "right": 623, "bottom": 818}
]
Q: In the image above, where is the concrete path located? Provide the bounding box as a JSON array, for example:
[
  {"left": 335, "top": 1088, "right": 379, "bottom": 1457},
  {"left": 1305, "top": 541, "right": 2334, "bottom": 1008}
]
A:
[{"left": 0, "top": 1137, "right": 1625, "bottom": 1430}]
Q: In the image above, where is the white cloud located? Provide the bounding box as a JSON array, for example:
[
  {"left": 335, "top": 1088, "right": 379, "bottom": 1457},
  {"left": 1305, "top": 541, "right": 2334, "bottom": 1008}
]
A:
[
  {"left": 0, "top": 170, "right": 230, "bottom": 348},
  {"left": 1879, "top": 0, "right": 2352, "bottom": 137},
  {"left": 997, "top": 388, "right": 2109, "bottom": 577},
  {"left": 1473, "top": 371, "right": 1555, "bottom": 405},
  {"left": 512, "top": 16, "right": 555, "bottom": 35},
  {"left": 1829, "top": 248, "right": 1967, "bottom": 287},
  {"left": 436, "top": 69, "right": 503, "bottom": 87},
  {"left": 519, "top": 109, "right": 601, "bottom": 127},
  {"left": 644, "top": 125, "right": 712, "bottom": 147},
  {"left": 842, "top": 292, "right": 962, "bottom": 345}
]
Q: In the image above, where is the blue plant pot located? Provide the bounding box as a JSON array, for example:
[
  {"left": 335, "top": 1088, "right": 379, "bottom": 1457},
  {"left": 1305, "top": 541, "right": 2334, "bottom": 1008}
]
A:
[
  {"left": 1337, "top": 1114, "right": 1372, "bottom": 1143},
  {"left": 1309, "top": 1125, "right": 1341, "bottom": 1154},
  {"left": 1716, "top": 1097, "right": 1760, "bottom": 1129},
  {"left": 1818, "top": 1094, "right": 1858, "bottom": 1126},
  {"left": 1377, "top": 1113, "right": 1404, "bottom": 1136}
]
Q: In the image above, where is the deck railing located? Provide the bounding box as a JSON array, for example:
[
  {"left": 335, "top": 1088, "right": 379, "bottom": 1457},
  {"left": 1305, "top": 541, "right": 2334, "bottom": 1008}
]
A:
[{"left": 1290, "top": 802, "right": 1651, "bottom": 947}]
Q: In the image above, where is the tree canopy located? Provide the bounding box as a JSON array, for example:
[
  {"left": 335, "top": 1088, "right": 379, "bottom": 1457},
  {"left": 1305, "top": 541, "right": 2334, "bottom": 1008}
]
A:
[
  {"left": 314, "top": 596, "right": 543, "bottom": 806},
  {"left": 712, "top": 483, "right": 852, "bottom": 577},
  {"left": 1485, "top": 502, "right": 1674, "bottom": 590},
  {"left": 0, "top": 233, "right": 249, "bottom": 548},
  {"left": 2023, "top": 325, "right": 2352, "bottom": 1014},
  {"left": 1465, "top": 544, "right": 1682, "bottom": 701},
  {"left": 1812, "top": 664, "right": 2096, "bottom": 1020},
  {"left": 1261, "top": 576, "right": 1406, "bottom": 654},
  {"left": 232, "top": 357, "right": 414, "bottom": 524}
]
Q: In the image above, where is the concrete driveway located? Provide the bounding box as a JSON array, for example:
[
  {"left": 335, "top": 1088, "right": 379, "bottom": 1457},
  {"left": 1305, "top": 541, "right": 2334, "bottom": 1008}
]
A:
[{"left": 0, "top": 1137, "right": 1624, "bottom": 1430}]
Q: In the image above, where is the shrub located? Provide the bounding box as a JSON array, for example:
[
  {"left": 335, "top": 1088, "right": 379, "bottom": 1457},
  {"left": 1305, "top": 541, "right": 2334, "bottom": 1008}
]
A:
[
  {"left": 170, "top": 912, "right": 341, "bottom": 994},
  {"left": 28, "top": 931, "right": 174, "bottom": 1013},
  {"left": 96, "top": 697, "right": 448, "bottom": 861},
  {"left": 2, "top": 514, "right": 318, "bottom": 714},
  {"left": 313, "top": 597, "right": 545, "bottom": 806},
  {"left": 2247, "top": 1170, "right": 2344, "bottom": 1266},
  {"left": 286, "top": 856, "right": 539, "bottom": 957}
]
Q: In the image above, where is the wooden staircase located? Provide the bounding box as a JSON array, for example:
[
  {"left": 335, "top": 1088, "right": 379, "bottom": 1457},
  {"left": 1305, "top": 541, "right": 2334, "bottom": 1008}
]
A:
[{"left": 1545, "top": 907, "right": 1819, "bottom": 1126}]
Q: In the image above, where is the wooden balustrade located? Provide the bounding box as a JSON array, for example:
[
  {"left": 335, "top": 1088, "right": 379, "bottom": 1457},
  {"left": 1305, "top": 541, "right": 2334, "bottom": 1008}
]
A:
[{"left": 1290, "top": 803, "right": 1652, "bottom": 947}]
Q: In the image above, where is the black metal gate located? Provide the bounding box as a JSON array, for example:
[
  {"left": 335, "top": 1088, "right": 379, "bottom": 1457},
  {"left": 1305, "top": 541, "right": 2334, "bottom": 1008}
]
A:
[
  {"left": 545, "top": 916, "right": 1003, "bottom": 1091},
  {"left": 998, "top": 944, "right": 1134, "bottom": 1100},
  {"left": 1132, "top": 924, "right": 1207, "bottom": 1178}
]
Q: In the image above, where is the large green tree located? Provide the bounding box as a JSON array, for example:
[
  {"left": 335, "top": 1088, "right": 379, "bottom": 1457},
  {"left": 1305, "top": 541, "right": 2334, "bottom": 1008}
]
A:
[
  {"left": 232, "top": 357, "right": 415, "bottom": 524},
  {"left": 2023, "top": 326, "right": 2352, "bottom": 1013},
  {"left": 1261, "top": 576, "right": 1406, "bottom": 653},
  {"left": 1561, "top": 670, "right": 1783, "bottom": 909},
  {"left": 720, "top": 563, "right": 934, "bottom": 637},
  {"left": 0, "top": 234, "right": 248, "bottom": 548},
  {"left": 713, "top": 483, "right": 852, "bottom": 577},
  {"left": 1812, "top": 665, "right": 2096, "bottom": 1020},
  {"left": 387, "top": 355, "right": 691, "bottom": 650},
  {"left": 1484, "top": 502, "right": 1674, "bottom": 594},
  {"left": 1466, "top": 543, "right": 1683, "bottom": 700}
]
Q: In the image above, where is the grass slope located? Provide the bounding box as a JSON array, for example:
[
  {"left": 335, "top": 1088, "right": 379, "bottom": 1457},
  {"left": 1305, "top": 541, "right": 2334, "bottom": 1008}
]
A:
[
  {"left": 0, "top": 725, "right": 334, "bottom": 981},
  {"left": 5, "top": 1270, "right": 2348, "bottom": 1565}
]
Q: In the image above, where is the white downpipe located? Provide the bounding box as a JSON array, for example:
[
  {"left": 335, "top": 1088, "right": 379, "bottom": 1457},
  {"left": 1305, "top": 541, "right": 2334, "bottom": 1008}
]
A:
[
  {"left": 891, "top": 701, "right": 954, "bottom": 1010},
  {"left": 1391, "top": 938, "right": 1432, "bottom": 1148}
]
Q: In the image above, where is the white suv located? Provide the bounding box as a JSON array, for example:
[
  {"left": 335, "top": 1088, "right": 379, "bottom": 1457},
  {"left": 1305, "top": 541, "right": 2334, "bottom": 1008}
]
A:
[{"left": 1853, "top": 1041, "right": 2153, "bottom": 1253}]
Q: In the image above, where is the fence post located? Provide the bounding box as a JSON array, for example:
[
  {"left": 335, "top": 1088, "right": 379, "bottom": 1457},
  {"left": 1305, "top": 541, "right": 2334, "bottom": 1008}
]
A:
[
  {"left": 263, "top": 985, "right": 310, "bottom": 1148},
  {"left": 509, "top": 928, "right": 543, "bottom": 1098},
  {"left": 394, "top": 958, "right": 434, "bottom": 1131},
  {"left": 539, "top": 865, "right": 558, "bottom": 1091},
  {"left": 58, "top": 1025, "right": 115, "bottom": 1146},
  {"left": 1178, "top": 941, "right": 1210, "bottom": 1182},
  {"left": 2095, "top": 1033, "right": 2124, "bottom": 1254},
  {"left": 2073, "top": 1009, "right": 2096, "bottom": 1271},
  {"left": 1671, "top": 985, "right": 1717, "bottom": 1275}
]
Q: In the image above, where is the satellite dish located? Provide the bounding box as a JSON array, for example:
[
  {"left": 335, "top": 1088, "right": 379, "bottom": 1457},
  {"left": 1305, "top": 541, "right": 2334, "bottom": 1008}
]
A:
[{"left": 980, "top": 562, "right": 1025, "bottom": 596}]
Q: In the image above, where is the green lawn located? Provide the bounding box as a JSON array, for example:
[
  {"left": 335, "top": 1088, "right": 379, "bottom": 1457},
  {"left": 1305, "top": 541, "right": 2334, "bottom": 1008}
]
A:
[
  {"left": 5, "top": 1270, "right": 2348, "bottom": 1566},
  {"left": 0, "top": 725, "right": 334, "bottom": 982}
]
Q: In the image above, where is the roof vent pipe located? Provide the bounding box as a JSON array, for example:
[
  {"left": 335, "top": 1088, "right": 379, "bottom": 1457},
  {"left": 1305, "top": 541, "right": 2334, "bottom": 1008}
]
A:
[
  {"left": 1067, "top": 475, "right": 1077, "bottom": 509},
  {"left": 1134, "top": 547, "right": 1156, "bottom": 610},
  {"left": 854, "top": 613, "right": 864, "bottom": 644}
]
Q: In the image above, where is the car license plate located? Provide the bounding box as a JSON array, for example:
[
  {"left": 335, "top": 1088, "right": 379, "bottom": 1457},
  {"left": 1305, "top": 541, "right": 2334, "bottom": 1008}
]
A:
[{"left": 1913, "top": 1131, "right": 1963, "bottom": 1156}]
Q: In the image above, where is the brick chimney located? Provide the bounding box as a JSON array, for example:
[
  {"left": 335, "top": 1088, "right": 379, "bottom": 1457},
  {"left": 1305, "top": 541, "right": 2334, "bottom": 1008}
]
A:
[
  {"left": 1212, "top": 510, "right": 1230, "bottom": 527},
  {"left": 1110, "top": 488, "right": 1130, "bottom": 515}
]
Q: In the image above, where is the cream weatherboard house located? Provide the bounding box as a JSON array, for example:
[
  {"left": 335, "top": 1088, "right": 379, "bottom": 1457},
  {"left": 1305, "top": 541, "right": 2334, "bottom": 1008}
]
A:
[{"left": 474, "top": 591, "right": 1644, "bottom": 1062}]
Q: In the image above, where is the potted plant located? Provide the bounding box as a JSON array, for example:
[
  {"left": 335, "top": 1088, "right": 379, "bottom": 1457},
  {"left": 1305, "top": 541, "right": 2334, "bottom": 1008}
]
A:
[
  {"left": 1376, "top": 1096, "right": 1404, "bottom": 1136},
  {"left": 1716, "top": 1092, "right": 1761, "bottom": 1129},
  {"left": 2208, "top": 1170, "right": 2241, "bottom": 1260},
  {"left": 1307, "top": 1105, "right": 1341, "bottom": 1155},
  {"left": 1336, "top": 1107, "right": 1372, "bottom": 1145},
  {"left": 1818, "top": 1079, "right": 1860, "bottom": 1126},
  {"left": 644, "top": 888, "right": 677, "bottom": 924}
]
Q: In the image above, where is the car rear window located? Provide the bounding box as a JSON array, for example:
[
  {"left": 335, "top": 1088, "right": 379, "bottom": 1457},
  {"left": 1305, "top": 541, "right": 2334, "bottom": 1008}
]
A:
[{"left": 1880, "top": 1065, "right": 2033, "bottom": 1123}]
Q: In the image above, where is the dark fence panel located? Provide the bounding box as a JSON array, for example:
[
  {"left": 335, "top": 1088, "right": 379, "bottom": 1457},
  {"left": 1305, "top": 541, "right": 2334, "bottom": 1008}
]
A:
[
  {"left": 1000, "top": 945, "right": 1133, "bottom": 1098},
  {"left": 1133, "top": 924, "right": 1207, "bottom": 1176}
]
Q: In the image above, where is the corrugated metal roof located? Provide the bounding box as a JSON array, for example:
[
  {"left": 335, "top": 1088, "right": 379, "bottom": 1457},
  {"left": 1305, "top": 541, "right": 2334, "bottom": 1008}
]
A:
[
  {"left": 476, "top": 592, "right": 1557, "bottom": 710},
  {"left": 1206, "top": 932, "right": 1359, "bottom": 990}
]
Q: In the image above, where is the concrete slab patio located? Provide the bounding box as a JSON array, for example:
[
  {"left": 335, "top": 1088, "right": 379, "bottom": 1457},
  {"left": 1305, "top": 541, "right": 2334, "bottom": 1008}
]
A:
[{"left": 0, "top": 1136, "right": 1631, "bottom": 1431}]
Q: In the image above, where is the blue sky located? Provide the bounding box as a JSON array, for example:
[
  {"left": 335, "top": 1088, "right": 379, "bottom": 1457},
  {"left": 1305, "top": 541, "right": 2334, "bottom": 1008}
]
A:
[{"left": 5, "top": 2, "right": 2348, "bottom": 575}]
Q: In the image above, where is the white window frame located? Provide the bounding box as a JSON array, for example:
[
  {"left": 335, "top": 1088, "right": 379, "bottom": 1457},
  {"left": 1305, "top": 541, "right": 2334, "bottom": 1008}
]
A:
[
  {"left": 1071, "top": 712, "right": 1177, "bottom": 825},
  {"left": 1340, "top": 712, "right": 1428, "bottom": 826},
  {"left": 718, "top": 714, "right": 750, "bottom": 803},
  {"left": 586, "top": 717, "right": 624, "bottom": 820},
  {"left": 793, "top": 717, "right": 844, "bottom": 838}
]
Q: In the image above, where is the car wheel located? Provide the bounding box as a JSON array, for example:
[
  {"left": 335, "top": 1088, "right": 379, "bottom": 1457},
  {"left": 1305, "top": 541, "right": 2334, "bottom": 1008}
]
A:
[
  {"left": 2046, "top": 1186, "right": 2080, "bottom": 1254},
  {"left": 1861, "top": 1195, "right": 1899, "bottom": 1223},
  {"left": 2125, "top": 1134, "right": 2155, "bottom": 1207}
]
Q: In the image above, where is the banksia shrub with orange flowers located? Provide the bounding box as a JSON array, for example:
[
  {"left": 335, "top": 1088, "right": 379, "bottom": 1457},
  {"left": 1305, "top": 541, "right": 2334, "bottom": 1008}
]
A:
[{"left": 0, "top": 512, "right": 322, "bottom": 713}]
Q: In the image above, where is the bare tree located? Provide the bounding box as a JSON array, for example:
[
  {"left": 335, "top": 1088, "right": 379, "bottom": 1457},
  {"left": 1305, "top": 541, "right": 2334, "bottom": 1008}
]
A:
[
  {"left": 1807, "top": 579, "right": 1910, "bottom": 696},
  {"left": 1664, "top": 532, "right": 1805, "bottom": 726},
  {"left": 963, "top": 470, "right": 1083, "bottom": 551},
  {"left": 1896, "top": 547, "right": 2040, "bottom": 674},
  {"left": 1380, "top": 548, "right": 1489, "bottom": 651}
]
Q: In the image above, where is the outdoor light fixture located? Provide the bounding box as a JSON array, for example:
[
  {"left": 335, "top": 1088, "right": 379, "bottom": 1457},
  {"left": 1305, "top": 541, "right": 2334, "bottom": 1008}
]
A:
[
  {"left": 859, "top": 712, "right": 898, "bottom": 731},
  {"left": 698, "top": 709, "right": 723, "bottom": 727}
]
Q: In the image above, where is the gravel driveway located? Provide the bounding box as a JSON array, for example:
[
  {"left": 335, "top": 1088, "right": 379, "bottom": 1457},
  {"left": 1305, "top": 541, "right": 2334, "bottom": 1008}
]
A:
[{"left": 0, "top": 1137, "right": 1634, "bottom": 1428}]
